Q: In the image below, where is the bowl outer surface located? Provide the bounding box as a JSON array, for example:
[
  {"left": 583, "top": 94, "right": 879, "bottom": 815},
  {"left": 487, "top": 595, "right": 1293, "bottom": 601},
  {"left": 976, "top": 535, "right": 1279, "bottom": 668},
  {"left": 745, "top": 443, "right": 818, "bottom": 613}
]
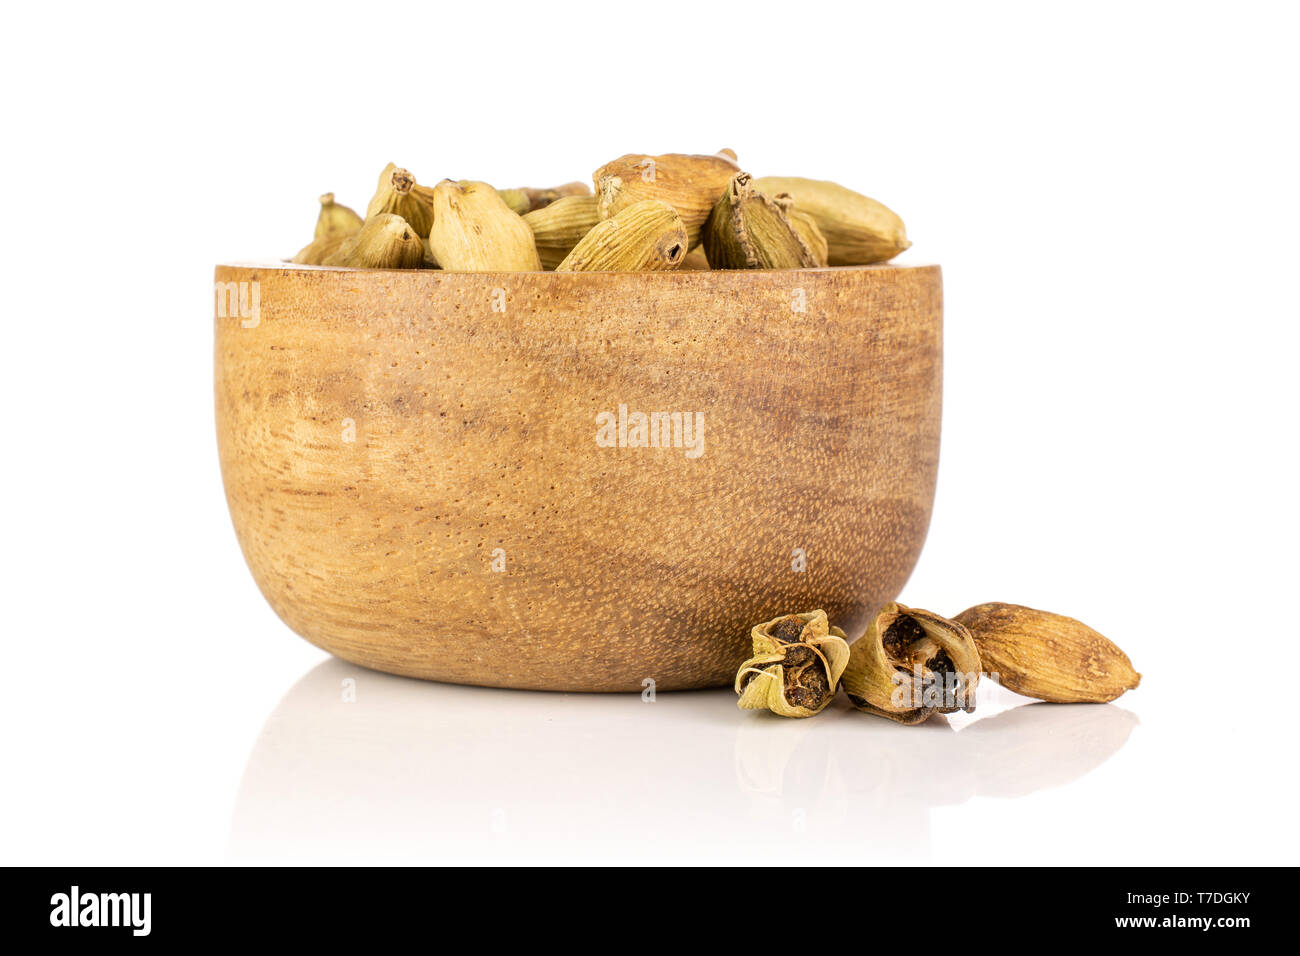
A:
[{"left": 214, "top": 264, "right": 942, "bottom": 691}]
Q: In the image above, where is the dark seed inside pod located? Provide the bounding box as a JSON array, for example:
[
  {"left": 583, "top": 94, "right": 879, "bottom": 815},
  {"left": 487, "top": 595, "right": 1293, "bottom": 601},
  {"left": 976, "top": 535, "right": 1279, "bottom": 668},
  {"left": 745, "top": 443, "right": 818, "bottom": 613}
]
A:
[{"left": 770, "top": 615, "right": 807, "bottom": 643}]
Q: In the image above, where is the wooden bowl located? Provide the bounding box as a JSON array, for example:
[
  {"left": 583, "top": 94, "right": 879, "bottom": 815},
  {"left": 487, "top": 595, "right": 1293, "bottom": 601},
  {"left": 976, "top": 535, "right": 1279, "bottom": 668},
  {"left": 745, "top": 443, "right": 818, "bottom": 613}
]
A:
[{"left": 214, "top": 262, "right": 942, "bottom": 691}]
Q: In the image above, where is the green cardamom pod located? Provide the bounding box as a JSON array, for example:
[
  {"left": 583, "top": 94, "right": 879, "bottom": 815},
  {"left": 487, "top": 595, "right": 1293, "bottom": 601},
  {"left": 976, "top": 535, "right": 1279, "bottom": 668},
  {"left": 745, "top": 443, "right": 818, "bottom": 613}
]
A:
[
  {"left": 735, "top": 610, "right": 851, "bottom": 717},
  {"left": 593, "top": 149, "right": 739, "bottom": 248},
  {"left": 523, "top": 195, "right": 600, "bottom": 270},
  {"left": 751, "top": 176, "right": 909, "bottom": 265},
  {"left": 365, "top": 163, "right": 436, "bottom": 238},
  {"left": 428, "top": 180, "right": 542, "bottom": 271},
  {"left": 555, "top": 199, "right": 685, "bottom": 272},
  {"left": 313, "top": 192, "right": 364, "bottom": 241},
  {"left": 842, "top": 603, "right": 982, "bottom": 723},
  {"left": 703, "top": 173, "right": 821, "bottom": 269},
  {"left": 320, "top": 213, "right": 425, "bottom": 269}
]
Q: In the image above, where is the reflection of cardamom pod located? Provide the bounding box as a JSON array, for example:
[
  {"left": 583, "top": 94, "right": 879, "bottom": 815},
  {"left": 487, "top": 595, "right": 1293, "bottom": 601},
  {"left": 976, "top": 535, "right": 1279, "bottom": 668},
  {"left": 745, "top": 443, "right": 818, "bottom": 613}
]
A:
[
  {"left": 428, "top": 180, "right": 542, "bottom": 272},
  {"left": 953, "top": 603, "right": 1141, "bottom": 703},
  {"left": 365, "top": 163, "right": 436, "bottom": 237},
  {"left": 593, "top": 149, "right": 739, "bottom": 248},
  {"left": 320, "top": 213, "right": 425, "bottom": 269},
  {"left": 313, "top": 192, "right": 364, "bottom": 241},
  {"left": 523, "top": 195, "right": 600, "bottom": 270},
  {"left": 703, "top": 173, "right": 821, "bottom": 270},
  {"left": 555, "top": 199, "right": 686, "bottom": 272},
  {"left": 842, "top": 603, "right": 981, "bottom": 724},
  {"left": 735, "top": 610, "right": 850, "bottom": 717},
  {"left": 752, "top": 176, "right": 909, "bottom": 265}
]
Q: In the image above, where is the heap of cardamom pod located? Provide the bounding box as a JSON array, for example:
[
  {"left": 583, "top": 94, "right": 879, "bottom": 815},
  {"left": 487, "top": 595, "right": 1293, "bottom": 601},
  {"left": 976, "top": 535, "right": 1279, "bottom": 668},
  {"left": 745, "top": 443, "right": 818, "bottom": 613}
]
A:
[
  {"left": 737, "top": 603, "right": 1141, "bottom": 723},
  {"left": 289, "top": 149, "right": 910, "bottom": 271}
]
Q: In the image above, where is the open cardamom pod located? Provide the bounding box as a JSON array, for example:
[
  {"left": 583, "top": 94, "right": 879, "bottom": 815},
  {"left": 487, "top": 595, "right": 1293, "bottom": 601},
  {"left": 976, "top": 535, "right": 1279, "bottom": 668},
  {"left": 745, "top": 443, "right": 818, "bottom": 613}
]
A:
[
  {"left": 555, "top": 199, "right": 686, "bottom": 272},
  {"left": 365, "top": 163, "right": 436, "bottom": 238},
  {"left": 953, "top": 603, "right": 1141, "bottom": 703},
  {"left": 703, "top": 173, "right": 822, "bottom": 270},
  {"left": 523, "top": 195, "right": 600, "bottom": 270},
  {"left": 773, "top": 195, "right": 829, "bottom": 266},
  {"left": 751, "top": 176, "right": 909, "bottom": 265},
  {"left": 735, "top": 610, "right": 850, "bottom": 717},
  {"left": 593, "top": 149, "right": 740, "bottom": 248},
  {"left": 427, "top": 180, "right": 543, "bottom": 272},
  {"left": 313, "top": 192, "right": 364, "bottom": 241},
  {"left": 319, "top": 213, "right": 425, "bottom": 269},
  {"left": 842, "top": 603, "right": 981, "bottom": 723}
]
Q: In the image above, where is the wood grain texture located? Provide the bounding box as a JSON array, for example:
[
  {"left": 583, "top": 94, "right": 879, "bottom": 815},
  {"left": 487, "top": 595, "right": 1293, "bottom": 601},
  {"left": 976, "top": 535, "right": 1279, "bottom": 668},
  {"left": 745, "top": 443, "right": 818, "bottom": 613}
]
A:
[{"left": 214, "top": 262, "right": 943, "bottom": 691}]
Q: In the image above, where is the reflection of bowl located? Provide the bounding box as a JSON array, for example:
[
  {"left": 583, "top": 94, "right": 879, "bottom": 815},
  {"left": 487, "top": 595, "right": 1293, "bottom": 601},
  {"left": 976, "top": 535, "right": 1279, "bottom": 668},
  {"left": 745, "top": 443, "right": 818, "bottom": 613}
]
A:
[{"left": 214, "top": 262, "right": 942, "bottom": 690}]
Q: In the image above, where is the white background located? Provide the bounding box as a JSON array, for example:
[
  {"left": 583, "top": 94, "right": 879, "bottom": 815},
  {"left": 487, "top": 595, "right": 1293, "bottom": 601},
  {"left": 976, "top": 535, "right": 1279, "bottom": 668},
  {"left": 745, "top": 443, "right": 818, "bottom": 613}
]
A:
[{"left": 1, "top": 0, "right": 1296, "bottom": 864}]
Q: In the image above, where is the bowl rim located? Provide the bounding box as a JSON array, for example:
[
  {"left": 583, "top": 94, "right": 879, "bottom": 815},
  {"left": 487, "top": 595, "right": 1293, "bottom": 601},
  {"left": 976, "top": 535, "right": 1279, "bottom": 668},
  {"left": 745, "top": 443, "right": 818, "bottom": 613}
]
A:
[{"left": 215, "top": 260, "right": 939, "bottom": 277}]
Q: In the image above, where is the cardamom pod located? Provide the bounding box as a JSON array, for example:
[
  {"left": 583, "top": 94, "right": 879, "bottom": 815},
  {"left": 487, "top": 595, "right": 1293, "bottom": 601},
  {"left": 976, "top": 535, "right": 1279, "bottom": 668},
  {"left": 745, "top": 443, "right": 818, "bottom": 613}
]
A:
[
  {"left": 842, "top": 603, "right": 981, "bottom": 723},
  {"left": 291, "top": 232, "right": 349, "bottom": 265},
  {"left": 320, "top": 213, "right": 425, "bottom": 269},
  {"left": 497, "top": 188, "right": 531, "bottom": 216},
  {"left": 773, "top": 195, "right": 829, "bottom": 267},
  {"left": 365, "top": 163, "right": 436, "bottom": 237},
  {"left": 555, "top": 199, "right": 686, "bottom": 272},
  {"left": 593, "top": 149, "right": 739, "bottom": 248},
  {"left": 427, "top": 179, "right": 543, "bottom": 272},
  {"left": 703, "top": 173, "right": 821, "bottom": 270},
  {"left": 313, "top": 192, "right": 364, "bottom": 241},
  {"left": 953, "top": 603, "right": 1141, "bottom": 703},
  {"left": 520, "top": 181, "right": 591, "bottom": 211},
  {"left": 735, "top": 610, "right": 850, "bottom": 717},
  {"left": 751, "top": 176, "right": 909, "bottom": 265},
  {"left": 523, "top": 195, "right": 600, "bottom": 270}
]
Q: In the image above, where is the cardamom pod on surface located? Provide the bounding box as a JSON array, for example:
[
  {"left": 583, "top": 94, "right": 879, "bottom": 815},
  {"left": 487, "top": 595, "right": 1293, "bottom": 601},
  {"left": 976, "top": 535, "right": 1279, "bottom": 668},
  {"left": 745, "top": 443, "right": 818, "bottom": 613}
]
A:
[
  {"left": 751, "top": 176, "right": 909, "bottom": 265},
  {"left": 313, "top": 192, "right": 364, "bottom": 241},
  {"left": 365, "top": 163, "right": 436, "bottom": 237},
  {"left": 842, "top": 603, "right": 981, "bottom": 723},
  {"left": 320, "top": 213, "right": 425, "bottom": 269},
  {"left": 427, "top": 179, "right": 542, "bottom": 272},
  {"left": 593, "top": 149, "right": 740, "bottom": 248},
  {"left": 555, "top": 199, "right": 686, "bottom": 272},
  {"left": 523, "top": 195, "right": 600, "bottom": 270},
  {"left": 735, "top": 610, "right": 851, "bottom": 717},
  {"left": 953, "top": 603, "right": 1141, "bottom": 703},
  {"left": 703, "top": 173, "right": 822, "bottom": 269}
]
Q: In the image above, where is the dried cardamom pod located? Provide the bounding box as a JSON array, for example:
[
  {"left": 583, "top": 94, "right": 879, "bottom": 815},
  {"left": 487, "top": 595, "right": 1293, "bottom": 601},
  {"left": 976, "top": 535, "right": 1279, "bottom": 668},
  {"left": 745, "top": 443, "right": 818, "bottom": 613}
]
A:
[
  {"left": 291, "top": 232, "right": 349, "bottom": 265},
  {"left": 842, "top": 603, "right": 981, "bottom": 724},
  {"left": 365, "top": 163, "right": 436, "bottom": 238},
  {"left": 520, "top": 181, "right": 591, "bottom": 211},
  {"left": 953, "top": 603, "right": 1141, "bottom": 703},
  {"left": 703, "top": 173, "right": 822, "bottom": 270},
  {"left": 751, "top": 176, "right": 909, "bottom": 265},
  {"left": 735, "top": 610, "right": 850, "bottom": 717},
  {"left": 555, "top": 199, "right": 686, "bottom": 272},
  {"left": 427, "top": 179, "right": 543, "bottom": 272},
  {"left": 497, "top": 188, "right": 531, "bottom": 216},
  {"left": 313, "top": 192, "right": 364, "bottom": 241},
  {"left": 320, "top": 213, "right": 425, "bottom": 269},
  {"left": 523, "top": 195, "right": 600, "bottom": 270},
  {"left": 773, "top": 195, "right": 829, "bottom": 267},
  {"left": 593, "top": 149, "right": 739, "bottom": 248}
]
